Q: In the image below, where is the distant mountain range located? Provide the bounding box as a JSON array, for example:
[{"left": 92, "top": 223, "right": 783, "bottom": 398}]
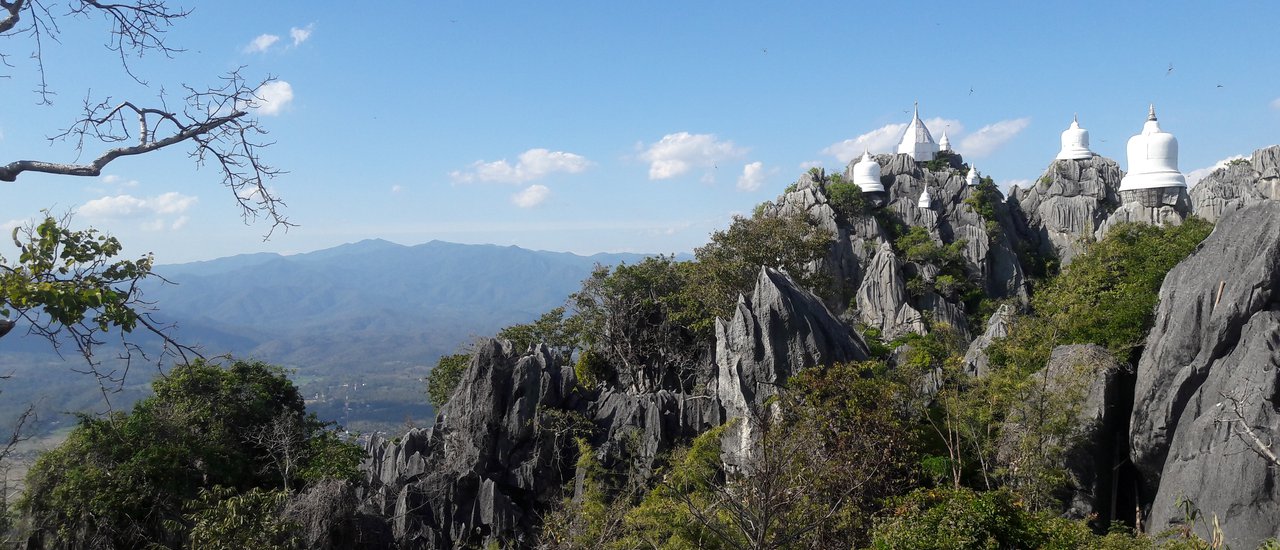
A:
[{"left": 0, "top": 239, "right": 668, "bottom": 434}]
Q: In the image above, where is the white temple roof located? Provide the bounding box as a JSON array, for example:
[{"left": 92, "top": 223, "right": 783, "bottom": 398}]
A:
[
  {"left": 1118, "top": 105, "right": 1187, "bottom": 191},
  {"left": 852, "top": 151, "right": 884, "bottom": 193},
  {"left": 966, "top": 165, "right": 980, "bottom": 186},
  {"left": 897, "top": 103, "right": 939, "bottom": 162},
  {"left": 1056, "top": 114, "right": 1094, "bottom": 160}
]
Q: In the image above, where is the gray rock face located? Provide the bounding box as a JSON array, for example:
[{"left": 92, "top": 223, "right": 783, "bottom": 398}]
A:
[
  {"left": 1190, "top": 145, "right": 1280, "bottom": 223},
  {"left": 1001, "top": 345, "right": 1127, "bottom": 521},
  {"left": 715, "top": 267, "right": 868, "bottom": 468},
  {"left": 769, "top": 154, "right": 1027, "bottom": 342},
  {"left": 1008, "top": 156, "right": 1122, "bottom": 266},
  {"left": 1129, "top": 202, "right": 1280, "bottom": 546},
  {"left": 363, "top": 340, "right": 579, "bottom": 548},
  {"left": 1095, "top": 186, "right": 1190, "bottom": 239},
  {"left": 962, "top": 303, "right": 1014, "bottom": 377},
  {"left": 589, "top": 389, "right": 722, "bottom": 479}
]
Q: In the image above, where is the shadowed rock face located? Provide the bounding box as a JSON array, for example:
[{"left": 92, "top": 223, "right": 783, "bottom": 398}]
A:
[
  {"left": 362, "top": 341, "right": 580, "bottom": 548},
  {"left": 1190, "top": 145, "right": 1280, "bottom": 223},
  {"left": 1129, "top": 201, "right": 1280, "bottom": 547}
]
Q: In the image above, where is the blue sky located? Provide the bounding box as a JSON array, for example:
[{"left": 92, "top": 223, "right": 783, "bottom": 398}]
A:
[{"left": 2, "top": 1, "right": 1278, "bottom": 263}]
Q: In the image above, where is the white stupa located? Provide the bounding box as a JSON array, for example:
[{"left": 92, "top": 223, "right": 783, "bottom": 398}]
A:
[
  {"left": 852, "top": 151, "right": 884, "bottom": 193},
  {"left": 939, "top": 130, "right": 952, "bottom": 152},
  {"left": 897, "top": 102, "right": 939, "bottom": 162},
  {"left": 1118, "top": 105, "right": 1186, "bottom": 192},
  {"left": 918, "top": 187, "right": 932, "bottom": 208},
  {"left": 966, "top": 165, "right": 980, "bottom": 186},
  {"left": 1056, "top": 115, "right": 1094, "bottom": 160}
]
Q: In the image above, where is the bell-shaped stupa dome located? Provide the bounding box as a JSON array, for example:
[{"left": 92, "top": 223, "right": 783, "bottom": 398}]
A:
[
  {"left": 1056, "top": 115, "right": 1094, "bottom": 160},
  {"left": 852, "top": 151, "right": 884, "bottom": 193},
  {"left": 918, "top": 187, "right": 933, "bottom": 209},
  {"left": 897, "top": 102, "right": 938, "bottom": 162},
  {"left": 939, "top": 130, "right": 952, "bottom": 152},
  {"left": 966, "top": 165, "right": 980, "bottom": 186},
  {"left": 1118, "top": 105, "right": 1186, "bottom": 191}
]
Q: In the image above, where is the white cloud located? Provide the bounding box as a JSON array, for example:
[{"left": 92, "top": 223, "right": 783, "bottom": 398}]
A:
[
  {"left": 736, "top": 161, "right": 766, "bottom": 192},
  {"left": 959, "top": 117, "right": 1031, "bottom": 157},
  {"left": 640, "top": 132, "right": 745, "bottom": 180},
  {"left": 823, "top": 117, "right": 963, "bottom": 163},
  {"left": 80, "top": 192, "right": 198, "bottom": 219},
  {"left": 290, "top": 24, "right": 314, "bottom": 46},
  {"left": 101, "top": 174, "right": 120, "bottom": 185},
  {"left": 1002, "top": 178, "right": 1033, "bottom": 193},
  {"left": 170, "top": 216, "right": 190, "bottom": 230},
  {"left": 251, "top": 81, "right": 294, "bottom": 116},
  {"left": 1185, "top": 154, "right": 1247, "bottom": 187},
  {"left": 244, "top": 34, "right": 280, "bottom": 53},
  {"left": 511, "top": 184, "right": 550, "bottom": 208},
  {"left": 1271, "top": 97, "right": 1280, "bottom": 110},
  {"left": 1, "top": 218, "right": 23, "bottom": 233},
  {"left": 451, "top": 148, "right": 592, "bottom": 184},
  {"left": 798, "top": 160, "right": 823, "bottom": 170},
  {"left": 390, "top": 184, "right": 403, "bottom": 194}
]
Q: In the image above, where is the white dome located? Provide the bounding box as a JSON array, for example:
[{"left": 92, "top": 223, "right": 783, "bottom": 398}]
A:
[
  {"left": 918, "top": 187, "right": 932, "bottom": 208},
  {"left": 897, "top": 103, "right": 938, "bottom": 162},
  {"left": 1118, "top": 105, "right": 1186, "bottom": 191},
  {"left": 939, "top": 130, "right": 952, "bottom": 152},
  {"left": 852, "top": 151, "right": 884, "bottom": 193},
  {"left": 966, "top": 166, "right": 980, "bottom": 186},
  {"left": 1056, "top": 115, "right": 1094, "bottom": 160}
]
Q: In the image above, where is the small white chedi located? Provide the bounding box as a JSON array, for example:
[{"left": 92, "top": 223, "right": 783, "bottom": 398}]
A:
[
  {"left": 966, "top": 165, "right": 980, "bottom": 186},
  {"left": 1118, "top": 105, "right": 1187, "bottom": 191},
  {"left": 918, "top": 186, "right": 932, "bottom": 208},
  {"left": 897, "top": 102, "right": 939, "bottom": 162},
  {"left": 938, "top": 130, "right": 952, "bottom": 153},
  {"left": 1055, "top": 115, "right": 1094, "bottom": 160},
  {"left": 852, "top": 151, "right": 884, "bottom": 193}
]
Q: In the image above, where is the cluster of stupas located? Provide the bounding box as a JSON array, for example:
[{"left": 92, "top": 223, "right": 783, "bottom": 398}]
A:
[{"left": 848, "top": 102, "right": 1187, "bottom": 209}]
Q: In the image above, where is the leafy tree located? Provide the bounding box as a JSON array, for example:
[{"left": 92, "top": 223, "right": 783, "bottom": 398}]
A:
[
  {"left": 572, "top": 256, "right": 702, "bottom": 393},
  {"left": 989, "top": 218, "right": 1214, "bottom": 372},
  {"left": 19, "top": 359, "right": 362, "bottom": 548},
  {"left": 425, "top": 353, "right": 471, "bottom": 410},
  {"left": 871, "top": 487, "right": 1097, "bottom": 550},
  {"left": 687, "top": 211, "right": 833, "bottom": 331},
  {"left": 497, "top": 306, "right": 583, "bottom": 359},
  {"left": 185, "top": 487, "right": 301, "bottom": 550},
  {"left": 825, "top": 175, "right": 869, "bottom": 220}
]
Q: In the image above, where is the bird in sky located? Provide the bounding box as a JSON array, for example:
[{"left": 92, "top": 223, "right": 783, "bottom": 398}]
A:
[{"left": 1167, "top": 63, "right": 1174, "bottom": 76}]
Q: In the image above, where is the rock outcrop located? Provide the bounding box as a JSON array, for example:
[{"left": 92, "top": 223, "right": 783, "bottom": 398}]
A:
[
  {"left": 363, "top": 341, "right": 580, "bottom": 548},
  {"left": 1008, "top": 156, "right": 1122, "bottom": 266},
  {"left": 962, "top": 303, "right": 1014, "bottom": 377},
  {"left": 1190, "top": 145, "right": 1280, "bottom": 223},
  {"left": 715, "top": 267, "right": 868, "bottom": 468},
  {"left": 1097, "top": 187, "right": 1190, "bottom": 237},
  {"left": 1129, "top": 202, "right": 1280, "bottom": 546}
]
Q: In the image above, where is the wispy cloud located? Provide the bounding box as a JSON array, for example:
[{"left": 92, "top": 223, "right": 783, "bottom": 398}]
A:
[
  {"left": 1271, "top": 97, "right": 1280, "bottom": 110},
  {"left": 290, "top": 24, "right": 314, "bottom": 46},
  {"left": 511, "top": 184, "right": 551, "bottom": 208},
  {"left": 823, "top": 118, "right": 962, "bottom": 162},
  {"left": 80, "top": 192, "right": 198, "bottom": 231},
  {"left": 640, "top": 132, "right": 745, "bottom": 180},
  {"left": 1185, "top": 154, "right": 1247, "bottom": 187},
  {"left": 736, "top": 161, "right": 767, "bottom": 192},
  {"left": 959, "top": 117, "right": 1031, "bottom": 157},
  {"left": 243, "top": 34, "right": 280, "bottom": 53},
  {"left": 1002, "top": 178, "right": 1033, "bottom": 193},
  {"left": 451, "top": 148, "right": 592, "bottom": 184},
  {"left": 390, "top": 184, "right": 403, "bottom": 194}
]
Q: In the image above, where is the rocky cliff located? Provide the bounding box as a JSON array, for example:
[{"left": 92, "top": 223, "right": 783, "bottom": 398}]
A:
[
  {"left": 1129, "top": 201, "right": 1280, "bottom": 546},
  {"left": 1190, "top": 145, "right": 1280, "bottom": 223}
]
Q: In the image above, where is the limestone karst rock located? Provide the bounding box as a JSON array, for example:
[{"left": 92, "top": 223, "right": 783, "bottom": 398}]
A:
[
  {"left": 1008, "top": 156, "right": 1122, "bottom": 266},
  {"left": 715, "top": 266, "right": 868, "bottom": 468},
  {"left": 1096, "top": 186, "right": 1190, "bottom": 238},
  {"left": 962, "top": 303, "right": 1014, "bottom": 377},
  {"left": 362, "top": 340, "right": 579, "bottom": 548},
  {"left": 1129, "top": 201, "right": 1280, "bottom": 546},
  {"left": 1189, "top": 144, "right": 1280, "bottom": 223}
]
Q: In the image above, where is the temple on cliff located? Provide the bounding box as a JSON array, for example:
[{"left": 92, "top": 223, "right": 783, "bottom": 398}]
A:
[
  {"left": 1056, "top": 115, "right": 1094, "bottom": 160},
  {"left": 897, "top": 103, "right": 939, "bottom": 161},
  {"left": 1119, "top": 105, "right": 1187, "bottom": 192}
]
